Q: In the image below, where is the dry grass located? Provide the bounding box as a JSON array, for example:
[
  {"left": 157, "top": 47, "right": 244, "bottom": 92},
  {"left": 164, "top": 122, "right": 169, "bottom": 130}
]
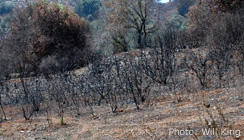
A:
[{"left": 0, "top": 86, "right": 243, "bottom": 140}]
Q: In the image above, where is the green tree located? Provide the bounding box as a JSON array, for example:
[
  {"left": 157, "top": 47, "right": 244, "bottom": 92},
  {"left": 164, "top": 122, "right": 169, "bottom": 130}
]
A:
[
  {"left": 176, "top": 0, "right": 195, "bottom": 17},
  {"left": 0, "top": 1, "right": 13, "bottom": 15},
  {"left": 168, "top": 14, "right": 186, "bottom": 29},
  {"left": 0, "top": 15, "right": 11, "bottom": 34},
  {"left": 74, "top": 0, "right": 101, "bottom": 21}
]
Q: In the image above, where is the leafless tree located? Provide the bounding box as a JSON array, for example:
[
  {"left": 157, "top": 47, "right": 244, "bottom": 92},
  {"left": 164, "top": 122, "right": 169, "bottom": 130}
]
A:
[
  {"left": 142, "top": 24, "right": 179, "bottom": 85},
  {"left": 0, "top": 41, "right": 8, "bottom": 121},
  {"left": 48, "top": 74, "right": 69, "bottom": 125},
  {"left": 184, "top": 49, "right": 216, "bottom": 90},
  {"left": 18, "top": 77, "right": 44, "bottom": 120},
  {"left": 79, "top": 74, "right": 96, "bottom": 116},
  {"left": 86, "top": 61, "right": 110, "bottom": 106},
  {"left": 106, "top": 0, "right": 159, "bottom": 51},
  {"left": 0, "top": 82, "right": 6, "bottom": 121},
  {"left": 117, "top": 56, "right": 152, "bottom": 110}
]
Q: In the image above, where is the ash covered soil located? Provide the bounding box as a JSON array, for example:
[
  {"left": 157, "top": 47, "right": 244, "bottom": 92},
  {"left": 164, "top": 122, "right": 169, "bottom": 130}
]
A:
[{"left": 0, "top": 86, "right": 244, "bottom": 140}]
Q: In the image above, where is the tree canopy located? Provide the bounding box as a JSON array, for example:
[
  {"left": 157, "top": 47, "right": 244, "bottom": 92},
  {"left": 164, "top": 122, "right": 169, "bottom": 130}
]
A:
[
  {"left": 0, "top": 1, "right": 13, "bottom": 15},
  {"left": 8, "top": 0, "right": 90, "bottom": 73},
  {"left": 74, "top": 0, "right": 101, "bottom": 21}
]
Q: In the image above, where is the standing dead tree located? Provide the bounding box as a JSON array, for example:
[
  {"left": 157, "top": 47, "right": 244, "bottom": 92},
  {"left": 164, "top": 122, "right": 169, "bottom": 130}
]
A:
[
  {"left": 183, "top": 49, "right": 216, "bottom": 90},
  {"left": 83, "top": 58, "right": 125, "bottom": 113},
  {"left": 14, "top": 55, "right": 44, "bottom": 120},
  {"left": 65, "top": 72, "right": 83, "bottom": 116},
  {"left": 48, "top": 74, "right": 69, "bottom": 125},
  {"left": 210, "top": 48, "right": 231, "bottom": 88},
  {"left": 18, "top": 76, "right": 44, "bottom": 120},
  {"left": 119, "top": 55, "right": 152, "bottom": 110},
  {"left": 0, "top": 42, "right": 8, "bottom": 121},
  {"left": 105, "top": 56, "right": 138, "bottom": 112},
  {"left": 86, "top": 61, "right": 110, "bottom": 106},
  {"left": 78, "top": 73, "right": 97, "bottom": 117},
  {"left": 0, "top": 82, "right": 6, "bottom": 121},
  {"left": 142, "top": 24, "right": 179, "bottom": 85}
]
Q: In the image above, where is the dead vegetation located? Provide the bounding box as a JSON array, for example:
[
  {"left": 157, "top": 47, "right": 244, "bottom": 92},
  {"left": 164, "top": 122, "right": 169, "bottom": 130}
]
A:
[{"left": 0, "top": 46, "right": 243, "bottom": 139}]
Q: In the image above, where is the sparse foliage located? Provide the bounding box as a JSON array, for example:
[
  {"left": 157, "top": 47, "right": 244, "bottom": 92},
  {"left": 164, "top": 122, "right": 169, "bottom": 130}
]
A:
[{"left": 105, "top": 0, "right": 159, "bottom": 51}]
